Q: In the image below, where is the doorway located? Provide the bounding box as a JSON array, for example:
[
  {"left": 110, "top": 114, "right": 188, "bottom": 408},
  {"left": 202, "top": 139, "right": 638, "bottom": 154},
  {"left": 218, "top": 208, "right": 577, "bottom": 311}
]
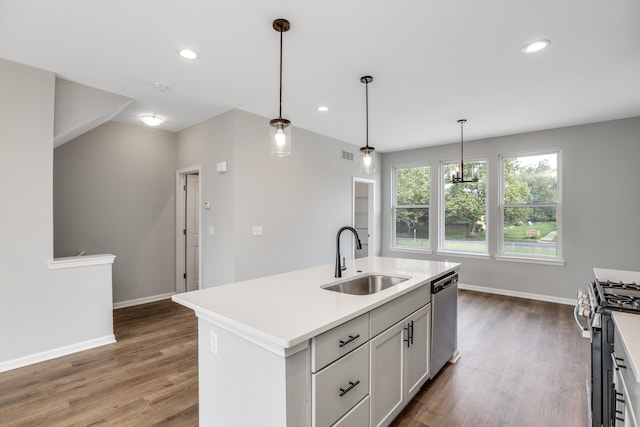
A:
[
  {"left": 176, "top": 166, "right": 201, "bottom": 293},
  {"left": 353, "top": 178, "right": 375, "bottom": 258}
]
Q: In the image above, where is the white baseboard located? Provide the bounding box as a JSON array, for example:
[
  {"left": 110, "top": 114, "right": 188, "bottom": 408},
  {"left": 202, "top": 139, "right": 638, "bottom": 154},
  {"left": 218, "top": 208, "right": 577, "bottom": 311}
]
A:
[
  {"left": 113, "top": 292, "right": 175, "bottom": 309},
  {"left": 458, "top": 283, "right": 575, "bottom": 306},
  {"left": 0, "top": 335, "right": 116, "bottom": 373}
]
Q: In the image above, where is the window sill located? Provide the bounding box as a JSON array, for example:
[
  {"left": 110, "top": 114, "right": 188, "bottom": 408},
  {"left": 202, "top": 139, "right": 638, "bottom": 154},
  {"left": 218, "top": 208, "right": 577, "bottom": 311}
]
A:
[
  {"left": 495, "top": 255, "right": 565, "bottom": 266},
  {"left": 389, "top": 246, "right": 433, "bottom": 255},
  {"left": 435, "top": 251, "right": 490, "bottom": 260}
]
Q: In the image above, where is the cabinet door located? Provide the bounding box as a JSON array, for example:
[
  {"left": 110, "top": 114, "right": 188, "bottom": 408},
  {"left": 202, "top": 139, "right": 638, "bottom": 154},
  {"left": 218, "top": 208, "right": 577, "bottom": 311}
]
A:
[
  {"left": 404, "top": 304, "right": 431, "bottom": 401},
  {"left": 370, "top": 320, "right": 404, "bottom": 427}
]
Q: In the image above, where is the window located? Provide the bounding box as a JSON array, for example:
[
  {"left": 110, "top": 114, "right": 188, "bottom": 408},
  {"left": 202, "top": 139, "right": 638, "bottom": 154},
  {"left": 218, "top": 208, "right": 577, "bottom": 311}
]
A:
[
  {"left": 499, "top": 152, "right": 560, "bottom": 260},
  {"left": 392, "top": 165, "right": 430, "bottom": 250},
  {"left": 441, "top": 160, "right": 488, "bottom": 254}
]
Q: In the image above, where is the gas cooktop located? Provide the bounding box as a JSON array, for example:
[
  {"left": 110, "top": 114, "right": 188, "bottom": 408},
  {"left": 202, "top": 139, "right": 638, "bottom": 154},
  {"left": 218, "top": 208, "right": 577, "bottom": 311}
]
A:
[{"left": 594, "top": 279, "right": 640, "bottom": 313}]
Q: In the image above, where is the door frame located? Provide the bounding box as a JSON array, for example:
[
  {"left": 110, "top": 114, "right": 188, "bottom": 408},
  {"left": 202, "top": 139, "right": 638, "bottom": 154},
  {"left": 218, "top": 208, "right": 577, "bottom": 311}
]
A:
[
  {"left": 176, "top": 165, "right": 202, "bottom": 293},
  {"left": 352, "top": 177, "right": 376, "bottom": 258}
]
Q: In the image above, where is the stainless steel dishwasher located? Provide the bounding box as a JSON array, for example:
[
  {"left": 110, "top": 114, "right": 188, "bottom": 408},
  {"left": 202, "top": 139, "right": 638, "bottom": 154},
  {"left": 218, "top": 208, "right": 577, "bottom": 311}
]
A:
[{"left": 430, "top": 271, "right": 459, "bottom": 377}]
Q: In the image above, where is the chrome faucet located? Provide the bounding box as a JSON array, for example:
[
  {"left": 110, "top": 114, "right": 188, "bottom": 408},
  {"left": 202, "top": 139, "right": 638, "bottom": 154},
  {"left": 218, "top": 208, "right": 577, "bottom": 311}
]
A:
[{"left": 335, "top": 226, "right": 363, "bottom": 278}]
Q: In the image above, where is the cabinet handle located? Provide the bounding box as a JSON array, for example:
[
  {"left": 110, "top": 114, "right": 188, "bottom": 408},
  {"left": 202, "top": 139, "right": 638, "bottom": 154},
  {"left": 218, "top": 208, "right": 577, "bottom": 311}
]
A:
[
  {"left": 404, "top": 321, "right": 415, "bottom": 348},
  {"left": 338, "top": 334, "right": 360, "bottom": 348},
  {"left": 410, "top": 320, "right": 414, "bottom": 345},
  {"left": 339, "top": 380, "right": 360, "bottom": 397}
]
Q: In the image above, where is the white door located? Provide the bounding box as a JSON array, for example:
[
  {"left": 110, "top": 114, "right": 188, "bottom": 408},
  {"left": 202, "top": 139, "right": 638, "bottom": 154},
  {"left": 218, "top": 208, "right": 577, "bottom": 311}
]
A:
[
  {"left": 370, "top": 321, "right": 404, "bottom": 427},
  {"left": 404, "top": 304, "right": 431, "bottom": 401},
  {"left": 185, "top": 173, "right": 199, "bottom": 292}
]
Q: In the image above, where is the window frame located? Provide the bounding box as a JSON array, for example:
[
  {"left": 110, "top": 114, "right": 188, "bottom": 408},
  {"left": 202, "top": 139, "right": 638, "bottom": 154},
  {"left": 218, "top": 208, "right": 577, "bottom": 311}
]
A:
[
  {"left": 437, "top": 157, "right": 490, "bottom": 257},
  {"left": 497, "top": 149, "right": 564, "bottom": 265},
  {"left": 390, "top": 163, "right": 432, "bottom": 253}
]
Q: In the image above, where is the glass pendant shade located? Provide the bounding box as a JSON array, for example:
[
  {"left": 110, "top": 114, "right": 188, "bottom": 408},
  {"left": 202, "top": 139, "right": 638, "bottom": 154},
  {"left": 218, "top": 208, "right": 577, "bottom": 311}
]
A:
[
  {"left": 360, "top": 146, "right": 375, "bottom": 174},
  {"left": 270, "top": 118, "right": 291, "bottom": 157}
]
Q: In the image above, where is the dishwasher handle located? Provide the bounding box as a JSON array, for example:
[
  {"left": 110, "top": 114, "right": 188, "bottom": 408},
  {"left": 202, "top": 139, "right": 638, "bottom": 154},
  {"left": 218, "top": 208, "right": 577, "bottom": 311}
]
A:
[{"left": 432, "top": 273, "right": 458, "bottom": 294}]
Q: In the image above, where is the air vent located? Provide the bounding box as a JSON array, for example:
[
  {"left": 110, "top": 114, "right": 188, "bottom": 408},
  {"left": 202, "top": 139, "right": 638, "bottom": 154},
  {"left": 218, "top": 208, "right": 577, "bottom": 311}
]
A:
[{"left": 341, "top": 150, "right": 354, "bottom": 161}]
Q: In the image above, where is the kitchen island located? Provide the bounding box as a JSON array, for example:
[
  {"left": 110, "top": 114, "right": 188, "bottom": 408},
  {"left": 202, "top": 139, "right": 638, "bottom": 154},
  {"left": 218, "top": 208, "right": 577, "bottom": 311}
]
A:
[{"left": 173, "top": 256, "right": 460, "bottom": 426}]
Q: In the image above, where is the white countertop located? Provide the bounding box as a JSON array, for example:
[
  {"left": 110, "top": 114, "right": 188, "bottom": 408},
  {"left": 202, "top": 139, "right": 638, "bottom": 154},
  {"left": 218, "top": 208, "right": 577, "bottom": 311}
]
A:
[
  {"left": 173, "top": 256, "right": 459, "bottom": 354},
  {"left": 612, "top": 311, "right": 640, "bottom": 383}
]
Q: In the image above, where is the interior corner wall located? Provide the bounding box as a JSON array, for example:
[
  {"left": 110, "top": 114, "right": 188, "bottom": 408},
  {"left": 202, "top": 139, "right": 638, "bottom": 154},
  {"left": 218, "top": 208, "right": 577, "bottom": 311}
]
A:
[
  {"left": 53, "top": 121, "right": 178, "bottom": 303},
  {"left": 176, "top": 109, "right": 381, "bottom": 288},
  {"left": 0, "top": 59, "right": 54, "bottom": 362},
  {"left": 381, "top": 116, "right": 640, "bottom": 300}
]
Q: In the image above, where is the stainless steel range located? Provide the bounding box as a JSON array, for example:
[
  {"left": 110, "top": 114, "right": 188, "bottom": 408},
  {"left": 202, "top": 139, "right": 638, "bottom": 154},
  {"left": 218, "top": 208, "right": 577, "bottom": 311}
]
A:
[{"left": 575, "top": 269, "right": 640, "bottom": 427}]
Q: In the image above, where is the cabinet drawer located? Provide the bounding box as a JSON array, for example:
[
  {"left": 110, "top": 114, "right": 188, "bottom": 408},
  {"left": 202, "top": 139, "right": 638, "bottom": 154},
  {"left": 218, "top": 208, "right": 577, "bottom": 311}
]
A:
[
  {"left": 370, "top": 285, "right": 429, "bottom": 338},
  {"left": 312, "top": 342, "right": 370, "bottom": 427},
  {"left": 312, "top": 312, "right": 369, "bottom": 372},
  {"left": 333, "top": 395, "right": 370, "bottom": 427},
  {"left": 614, "top": 328, "right": 640, "bottom": 427}
]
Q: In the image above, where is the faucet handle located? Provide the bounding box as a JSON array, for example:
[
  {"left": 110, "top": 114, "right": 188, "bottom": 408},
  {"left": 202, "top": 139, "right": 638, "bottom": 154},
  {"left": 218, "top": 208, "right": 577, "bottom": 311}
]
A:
[{"left": 341, "top": 257, "right": 347, "bottom": 271}]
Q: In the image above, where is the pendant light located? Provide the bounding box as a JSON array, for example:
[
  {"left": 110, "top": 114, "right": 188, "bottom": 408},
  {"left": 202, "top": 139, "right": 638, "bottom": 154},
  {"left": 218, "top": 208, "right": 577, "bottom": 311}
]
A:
[
  {"left": 360, "top": 75, "right": 375, "bottom": 174},
  {"left": 451, "top": 119, "right": 479, "bottom": 183},
  {"left": 270, "top": 18, "right": 291, "bottom": 157}
]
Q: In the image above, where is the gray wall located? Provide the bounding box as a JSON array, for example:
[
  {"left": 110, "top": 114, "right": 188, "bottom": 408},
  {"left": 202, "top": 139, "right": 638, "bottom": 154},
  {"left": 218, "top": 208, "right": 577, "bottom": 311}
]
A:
[
  {"left": 381, "top": 116, "right": 640, "bottom": 300},
  {"left": 54, "top": 121, "right": 178, "bottom": 302},
  {"left": 177, "top": 109, "right": 382, "bottom": 287},
  {"left": 1, "top": 59, "right": 115, "bottom": 367}
]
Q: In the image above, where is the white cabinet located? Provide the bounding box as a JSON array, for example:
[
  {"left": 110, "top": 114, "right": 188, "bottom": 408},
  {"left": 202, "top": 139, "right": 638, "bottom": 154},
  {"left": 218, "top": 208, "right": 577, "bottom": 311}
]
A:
[
  {"left": 613, "top": 326, "right": 639, "bottom": 427},
  {"left": 313, "top": 342, "right": 370, "bottom": 426},
  {"left": 370, "top": 304, "right": 431, "bottom": 427},
  {"left": 370, "top": 320, "right": 404, "bottom": 426},
  {"left": 404, "top": 305, "right": 431, "bottom": 401},
  {"left": 312, "top": 313, "right": 370, "bottom": 373}
]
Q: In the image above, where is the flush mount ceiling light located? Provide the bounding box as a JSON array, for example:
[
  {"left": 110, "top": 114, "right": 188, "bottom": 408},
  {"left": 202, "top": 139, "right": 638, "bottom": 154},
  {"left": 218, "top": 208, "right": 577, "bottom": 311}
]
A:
[
  {"left": 522, "top": 39, "right": 551, "bottom": 53},
  {"left": 451, "top": 119, "right": 479, "bottom": 184},
  {"left": 359, "top": 75, "right": 375, "bottom": 174},
  {"left": 316, "top": 105, "right": 329, "bottom": 112},
  {"left": 269, "top": 18, "right": 292, "bottom": 157},
  {"left": 140, "top": 114, "right": 164, "bottom": 127},
  {"left": 178, "top": 49, "right": 199, "bottom": 60}
]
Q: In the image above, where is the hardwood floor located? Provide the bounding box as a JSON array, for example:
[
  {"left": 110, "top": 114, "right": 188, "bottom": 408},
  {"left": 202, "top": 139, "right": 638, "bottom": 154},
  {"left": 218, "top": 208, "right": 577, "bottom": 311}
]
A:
[
  {"left": 0, "top": 290, "right": 589, "bottom": 426},
  {"left": 0, "top": 301, "right": 198, "bottom": 426},
  {"left": 392, "top": 290, "right": 590, "bottom": 427}
]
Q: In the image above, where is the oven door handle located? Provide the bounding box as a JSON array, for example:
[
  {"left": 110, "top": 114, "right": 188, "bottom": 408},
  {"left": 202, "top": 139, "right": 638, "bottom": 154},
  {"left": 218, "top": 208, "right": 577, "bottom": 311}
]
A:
[{"left": 573, "top": 303, "right": 591, "bottom": 339}]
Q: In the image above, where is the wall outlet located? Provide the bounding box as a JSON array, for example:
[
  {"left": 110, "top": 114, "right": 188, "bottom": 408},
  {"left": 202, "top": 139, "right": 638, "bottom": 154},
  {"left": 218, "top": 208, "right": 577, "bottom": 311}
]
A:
[{"left": 208, "top": 225, "right": 214, "bottom": 235}]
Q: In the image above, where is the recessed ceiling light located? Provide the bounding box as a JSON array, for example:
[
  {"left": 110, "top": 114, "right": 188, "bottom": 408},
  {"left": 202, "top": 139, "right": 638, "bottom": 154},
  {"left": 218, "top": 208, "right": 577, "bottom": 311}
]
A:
[
  {"left": 522, "top": 39, "right": 551, "bottom": 53},
  {"left": 178, "top": 49, "right": 198, "bottom": 60},
  {"left": 316, "top": 105, "right": 329, "bottom": 112},
  {"left": 140, "top": 115, "right": 164, "bottom": 126}
]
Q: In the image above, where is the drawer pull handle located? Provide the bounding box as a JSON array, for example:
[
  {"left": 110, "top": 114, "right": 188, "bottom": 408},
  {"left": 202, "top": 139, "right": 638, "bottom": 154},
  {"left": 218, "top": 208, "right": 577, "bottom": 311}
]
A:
[
  {"left": 339, "top": 334, "right": 360, "bottom": 348},
  {"left": 339, "top": 380, "right": 360, "bottom": 397}
]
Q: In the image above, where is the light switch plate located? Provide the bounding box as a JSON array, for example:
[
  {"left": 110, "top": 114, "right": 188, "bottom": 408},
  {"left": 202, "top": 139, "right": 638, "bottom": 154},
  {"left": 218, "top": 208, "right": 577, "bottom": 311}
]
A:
[{"left": 252, "top": 226, "right": 263, "bottom": 236}]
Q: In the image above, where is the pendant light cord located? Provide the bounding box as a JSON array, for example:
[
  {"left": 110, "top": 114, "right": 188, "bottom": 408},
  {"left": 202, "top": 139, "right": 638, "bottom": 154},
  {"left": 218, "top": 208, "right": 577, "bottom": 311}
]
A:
[
  {"left": 365, "top": 80, "right": 369, "bottom": 149},
  {"left": 460, "top": 120, "right": 464, "bottom": 179},
  {"left": 278, "top": 28, "right": 283, "bottom": 119}
]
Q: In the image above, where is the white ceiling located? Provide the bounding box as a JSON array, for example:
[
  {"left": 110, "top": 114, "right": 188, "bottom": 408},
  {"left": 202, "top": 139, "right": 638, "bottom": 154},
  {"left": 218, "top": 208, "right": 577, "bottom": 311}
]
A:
[{"left": 1, "top": 0, "right": 639, "bottom": 152}]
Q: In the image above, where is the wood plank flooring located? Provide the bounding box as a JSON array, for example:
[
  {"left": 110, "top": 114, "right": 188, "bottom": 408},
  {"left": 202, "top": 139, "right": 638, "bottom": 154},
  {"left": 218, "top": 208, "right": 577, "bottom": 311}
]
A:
[
  {"left": 392, "top": 291, "right": 590, "bottom": 427},
  {"left": 0, "top": 301, "right": 198, "bottom": 426},
  {"left": 0, "top": 290, "right": 589, "bottom": 426}
]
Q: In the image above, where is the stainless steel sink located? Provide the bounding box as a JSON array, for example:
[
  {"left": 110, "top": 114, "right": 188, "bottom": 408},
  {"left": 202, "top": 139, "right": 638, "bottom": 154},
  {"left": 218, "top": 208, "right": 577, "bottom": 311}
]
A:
[{"left": 323, "top": 274, "right": 408, "bottom": 295}]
